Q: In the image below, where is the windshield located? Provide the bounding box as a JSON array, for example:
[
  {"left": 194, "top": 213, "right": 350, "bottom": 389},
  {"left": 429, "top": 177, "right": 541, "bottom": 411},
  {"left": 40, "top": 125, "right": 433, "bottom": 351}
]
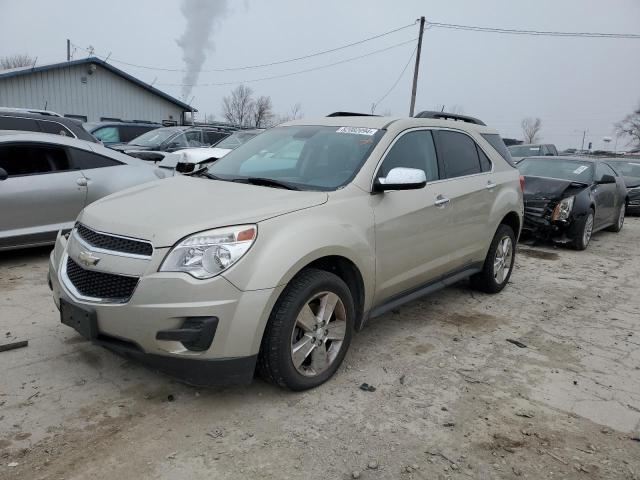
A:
[
  {"left": 518, "top": 158, "right": 594, "bottom": 183},
  {"left": 206, "top": 125, "right": 385, "bottom": 191},
  {"left": 215, "top": 131, "right": 260, "bottom": 149},
  {"left": 129, "top": 128, "right": 179, "bottom": 147},
  {"left": 608, "top": 161, "right": 640, "bottom": 177},
  {"left": 509, "top": 145, "right": 541, "bottom": 157}
]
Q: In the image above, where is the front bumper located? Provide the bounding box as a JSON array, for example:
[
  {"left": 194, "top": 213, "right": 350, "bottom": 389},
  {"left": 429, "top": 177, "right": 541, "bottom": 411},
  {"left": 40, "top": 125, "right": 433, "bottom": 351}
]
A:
[
  {"left": 522, "top": 212, "right": 580, "bottom": 243},
  {"left": 49, "top": 231, "right": 283, "bottom": 386}
]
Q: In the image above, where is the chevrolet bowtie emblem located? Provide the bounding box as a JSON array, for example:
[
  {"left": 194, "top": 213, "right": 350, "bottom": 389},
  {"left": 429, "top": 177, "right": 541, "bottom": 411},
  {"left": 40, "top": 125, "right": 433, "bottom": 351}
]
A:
[{"left": 78, "top": 251, "right": 100, "bottom": 267}]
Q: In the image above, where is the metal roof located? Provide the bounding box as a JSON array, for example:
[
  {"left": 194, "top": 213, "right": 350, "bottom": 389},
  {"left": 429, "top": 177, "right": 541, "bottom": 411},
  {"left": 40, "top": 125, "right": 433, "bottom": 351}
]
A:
[{"left": 0, "top": 57, "right": 195, "bottom": 112}]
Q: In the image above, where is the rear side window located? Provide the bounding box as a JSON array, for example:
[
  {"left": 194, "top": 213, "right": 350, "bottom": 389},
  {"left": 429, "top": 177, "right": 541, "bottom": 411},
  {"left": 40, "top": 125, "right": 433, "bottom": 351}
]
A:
[
  {"left": 121, "top": 126, "right": 155, "bottom": 142},
  {"left": 434, "top": 130, "right": 481, "bottom": 178},
  {"left": 69, "top": 148, "right": 122, "bottom": 169},
  {"left": 37, "top": 120, "right": 75, "bottom": 137},
  {"left": 481, "top": 133, "right": 516, "bottom": 167},
  {"left": 477, "top": 145, "right": 492, "bottom": 172},
  {"left": 0, "top": 115, "right": 40, "bottom": 133},
  {"left": 379, "top": 130, "right": 439, "bottom": 182},
  {"left": 93, "top": 126, "right": 121, "bottom": 143},
  {"left": 204, "top": 130, "right": 228, "bottom": 146},
  {"left": 0, "top": 144, "right": 71, "bottom": 176}
]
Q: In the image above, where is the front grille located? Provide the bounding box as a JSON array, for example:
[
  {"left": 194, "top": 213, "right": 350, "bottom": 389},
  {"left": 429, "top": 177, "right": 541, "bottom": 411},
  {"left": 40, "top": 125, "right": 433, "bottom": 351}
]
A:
[
  {"left": 66, "top": 257, "right": 139, "bottom": 301},
  {"left": 76, "top": 224, "right": 152, "bottom": 257}
]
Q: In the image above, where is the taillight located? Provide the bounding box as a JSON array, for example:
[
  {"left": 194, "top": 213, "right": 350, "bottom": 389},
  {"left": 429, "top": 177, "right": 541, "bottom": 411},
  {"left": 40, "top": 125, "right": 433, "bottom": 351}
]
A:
[{"left": 519, "top": 175, "right": 525, "bottom": 192}]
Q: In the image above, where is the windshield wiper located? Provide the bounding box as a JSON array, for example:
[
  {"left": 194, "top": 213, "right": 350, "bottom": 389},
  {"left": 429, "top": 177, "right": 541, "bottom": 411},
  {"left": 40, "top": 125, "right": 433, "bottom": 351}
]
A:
[
  {"left": 194, "top": 170, "right": 222, "bottom": 180},
  {"left": 234, "top": 177, "right": 299, "bottom": 190}
]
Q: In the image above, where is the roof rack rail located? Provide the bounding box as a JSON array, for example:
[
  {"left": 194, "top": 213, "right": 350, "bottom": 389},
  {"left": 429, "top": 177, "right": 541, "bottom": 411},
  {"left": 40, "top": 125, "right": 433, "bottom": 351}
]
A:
[
  {"left": 414, "top": 111, "right": 486, "bottom": 126},
  {"left": 327, "top": 111, "right": 380, "bottom": 117}
]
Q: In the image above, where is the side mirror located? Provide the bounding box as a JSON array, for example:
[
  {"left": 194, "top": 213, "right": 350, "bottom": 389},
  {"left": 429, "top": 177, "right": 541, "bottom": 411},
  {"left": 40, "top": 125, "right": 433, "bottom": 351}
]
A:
[
  {"left": 597, "top": 174, "right": 616, "bottom": 184},
  {"left": 374, "top": 167, "right": 427, "bottom": 192},
  {"left": 0, "top": 167, "right": 8, "bottom": 181},
  {"left": 175, "top": 162, "right": 196, "bottom": 174}
]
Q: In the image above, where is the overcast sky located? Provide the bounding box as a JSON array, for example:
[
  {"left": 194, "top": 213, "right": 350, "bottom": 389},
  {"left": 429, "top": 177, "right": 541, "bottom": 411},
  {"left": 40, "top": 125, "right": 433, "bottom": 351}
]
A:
[{"left": 1, "top": 0, "right": 638, "bottom": 149}]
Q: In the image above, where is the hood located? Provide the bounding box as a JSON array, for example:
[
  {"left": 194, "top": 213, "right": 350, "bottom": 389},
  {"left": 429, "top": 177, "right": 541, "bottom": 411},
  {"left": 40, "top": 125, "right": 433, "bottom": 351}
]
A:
[
  {"left": 523, "top": 175, "right": 589, "bottom": 202},
  {"left": 112, "top": 144, "right": 154, "bottom": 152},
  {"left": 79, "top": 176, "right": 328, "bottom": 247},
  {"left": 622, "top": 176, "right": 640, "bottom": 189}
]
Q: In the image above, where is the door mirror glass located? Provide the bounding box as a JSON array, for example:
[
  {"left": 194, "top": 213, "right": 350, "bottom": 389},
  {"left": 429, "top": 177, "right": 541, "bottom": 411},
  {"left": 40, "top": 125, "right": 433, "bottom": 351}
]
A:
[
  {"left": 375, "top": 167, "right": 427, "bottom": 191},
  {"left": 597, "top": 174, "right": 616, "bottom": 184},
  {"left": 0, "top": 167, "right": 8, "bottom": 180}
]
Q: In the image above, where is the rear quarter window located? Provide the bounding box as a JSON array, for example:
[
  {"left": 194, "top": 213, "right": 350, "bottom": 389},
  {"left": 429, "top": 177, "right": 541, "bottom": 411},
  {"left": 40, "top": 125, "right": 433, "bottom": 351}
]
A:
[{"left": 481, "top": 133, "right": 516, "bottom": 168}]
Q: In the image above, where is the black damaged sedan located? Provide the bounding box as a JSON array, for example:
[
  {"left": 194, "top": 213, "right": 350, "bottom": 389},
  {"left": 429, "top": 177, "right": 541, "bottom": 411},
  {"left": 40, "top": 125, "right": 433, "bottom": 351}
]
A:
[{"left": 517, "top": 157, "right": 627, "bottom": 250}]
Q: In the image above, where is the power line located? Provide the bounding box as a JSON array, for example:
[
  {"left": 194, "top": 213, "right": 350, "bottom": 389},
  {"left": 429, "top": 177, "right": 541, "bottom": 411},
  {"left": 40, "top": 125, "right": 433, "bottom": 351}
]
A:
[
  {"left": 372, "top": 45, "right": 417, "bottom": 112},
  {"left": 426, "top": 21, "right": 640, "bottom": 39},
  {"left": 156, "top": 39, "right": 417, "bottom": 87},
  {"left": 71, "top": 22, "right": 416, "bottom": 73}
]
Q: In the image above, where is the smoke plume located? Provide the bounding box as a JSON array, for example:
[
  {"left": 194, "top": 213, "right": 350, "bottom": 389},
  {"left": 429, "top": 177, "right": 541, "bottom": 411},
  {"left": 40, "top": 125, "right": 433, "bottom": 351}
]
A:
[{"left": 176, "top": 0, "right": 230, "bottom": 101}]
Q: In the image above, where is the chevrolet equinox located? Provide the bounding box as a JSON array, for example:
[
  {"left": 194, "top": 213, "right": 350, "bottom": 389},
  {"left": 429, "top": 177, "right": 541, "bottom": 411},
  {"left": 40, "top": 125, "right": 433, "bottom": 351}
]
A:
[{"left": 49, "top": 112, "right": 524, "bottom": 390}]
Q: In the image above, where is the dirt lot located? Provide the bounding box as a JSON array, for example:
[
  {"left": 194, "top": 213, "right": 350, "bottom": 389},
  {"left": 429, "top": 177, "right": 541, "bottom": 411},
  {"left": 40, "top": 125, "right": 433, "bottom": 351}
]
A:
[{"left": 1, "top": 219, "right": 640, "bottom": 480}]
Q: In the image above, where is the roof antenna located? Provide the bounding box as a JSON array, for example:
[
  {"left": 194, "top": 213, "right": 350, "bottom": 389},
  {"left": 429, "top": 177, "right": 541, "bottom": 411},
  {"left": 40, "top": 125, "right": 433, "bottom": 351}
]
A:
[
  {"left": 104, "top": 52, "right": 112, "bottom": 63},
  {"left": 441, "top": 104, "right": 445, "bottom": 112},
  {"left": 31, "top": 56, "right": 38, "bottom": 69}
]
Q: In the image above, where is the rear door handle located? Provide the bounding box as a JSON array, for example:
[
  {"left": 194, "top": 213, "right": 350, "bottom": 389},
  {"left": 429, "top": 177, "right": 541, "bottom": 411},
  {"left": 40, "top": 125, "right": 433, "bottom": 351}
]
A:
[
  {"left": 486, "top": 181, "right": 497, "bottom": 190},
  {"left": 76, "top": 177, "right": 88, "bottom": 187},
  {"left": 435, "top": 195, "right": 450, "bottom": 207}
]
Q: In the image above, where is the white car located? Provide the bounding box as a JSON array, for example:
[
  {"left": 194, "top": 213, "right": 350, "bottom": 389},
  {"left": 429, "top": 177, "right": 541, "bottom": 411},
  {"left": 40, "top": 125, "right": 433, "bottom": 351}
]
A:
[{"left": 157, "top": 147, "right": 232, "bottom": 175}]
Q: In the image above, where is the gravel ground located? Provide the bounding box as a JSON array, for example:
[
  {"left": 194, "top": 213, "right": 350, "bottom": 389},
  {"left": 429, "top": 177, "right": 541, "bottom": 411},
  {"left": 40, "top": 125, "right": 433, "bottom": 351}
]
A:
[{"left": 1, "top": 219, "right": 640, "bottom": 480}]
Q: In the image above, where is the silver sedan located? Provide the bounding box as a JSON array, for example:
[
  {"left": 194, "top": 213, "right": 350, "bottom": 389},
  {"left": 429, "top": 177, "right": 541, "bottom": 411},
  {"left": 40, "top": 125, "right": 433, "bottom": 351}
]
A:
[{"left": 0, "top": 131, "right": 167, "bottom": 250}]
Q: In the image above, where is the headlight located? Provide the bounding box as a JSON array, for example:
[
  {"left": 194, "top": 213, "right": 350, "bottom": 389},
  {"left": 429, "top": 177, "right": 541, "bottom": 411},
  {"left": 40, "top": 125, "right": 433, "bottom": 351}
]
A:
[
  {"left": 551, "top": 196, "right": 574, "bottom": 221},
  {"left": 160, "top": 225, "right": 257, "bottom": 279}
]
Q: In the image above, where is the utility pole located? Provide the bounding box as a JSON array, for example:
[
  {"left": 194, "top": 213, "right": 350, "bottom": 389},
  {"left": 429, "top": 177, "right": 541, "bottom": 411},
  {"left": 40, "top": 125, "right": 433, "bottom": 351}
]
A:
[
  {"left": 581, "top": 129, "right": 587, "bottom": 150},
  {"left": 409, "top": 16, "right": 426, "bottom": 117},
  {"left": 66, "top": 39, "right": 71, "bottom": 61}
]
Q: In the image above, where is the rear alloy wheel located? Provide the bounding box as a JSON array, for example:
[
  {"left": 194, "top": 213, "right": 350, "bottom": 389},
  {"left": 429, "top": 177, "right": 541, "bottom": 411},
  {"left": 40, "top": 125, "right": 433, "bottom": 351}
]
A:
[
  {"left": 258, "top": 269, "right": 354, "bottom": 390},
  {"left": 470, "top": 224, "right": 516, "bottom": 293},
  {"left": 573, "top": 209, "right": 594, "bottom": 250},
  {"left": 606, "top": 203, "right": 625, "bottom": 233}
]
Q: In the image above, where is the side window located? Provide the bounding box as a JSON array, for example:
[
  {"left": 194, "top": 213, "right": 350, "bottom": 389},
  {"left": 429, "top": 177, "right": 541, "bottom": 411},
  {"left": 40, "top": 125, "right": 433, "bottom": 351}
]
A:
[
  {"left": 92, "top": 126, "right": 120, "bottom": 143},
  {"left": 434, "top": 131, "right": 482, "bottom": 178},
  {"left": 595, "top": 163, "right": 617, "bottom": 181},
  {"left": 549, "top": 145, "right": 558, "bottom": 156},
  {"left": 0, "top": 116, "right": 40, "bottom": 133},
  {"left": 185, "top": 130, "right": 204, "bottom": 146},
  {"left": 69, "top": 148, "right": 122, "bottom": 169},
  {"left": 204, "top": 130, "right": 228, "bottom": 146},
  {"left": 38, "top": 120, "right": 75, "bottom": 137},
  {"left": 480, "top": 133, "right": 516, "bottom": 167},
  {"left": 0, "top": 144, "right": 71, "bottom": 176},
  {"left": 477, "top": 145, "right": 492, "bottom": 172},
  {"left": 378, "top": 130, "right": 439, "bottom": 182},
  {"left": 167, "top": 133, "right": 189, "bottom": 149},
  {"left": 121, "top": 126, "right": 154, "bottom": 142}
]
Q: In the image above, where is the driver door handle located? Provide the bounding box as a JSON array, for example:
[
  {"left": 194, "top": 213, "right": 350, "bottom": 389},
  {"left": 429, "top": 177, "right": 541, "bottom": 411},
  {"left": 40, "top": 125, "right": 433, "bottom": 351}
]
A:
[
  {"left": 76, "top": 177, "right": 88, "bottom": 187},
  {"left": 435, "top": 195, "right": 450, "bottom": 207},
  {"left": 486, "top": 181, "right": 497, "bottom": 190}
]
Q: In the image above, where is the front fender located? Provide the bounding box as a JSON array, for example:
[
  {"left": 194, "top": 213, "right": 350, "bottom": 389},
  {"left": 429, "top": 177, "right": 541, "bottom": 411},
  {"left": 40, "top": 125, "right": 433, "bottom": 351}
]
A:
[{"left": 222, "top": 194, "right": 376, "bottom": 310}]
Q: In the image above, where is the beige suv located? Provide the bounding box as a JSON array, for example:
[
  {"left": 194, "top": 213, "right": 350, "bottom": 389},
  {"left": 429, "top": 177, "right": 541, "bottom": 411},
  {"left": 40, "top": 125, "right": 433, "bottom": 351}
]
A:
[{"left": 49, "top": 112, "right": 524, "bottom": 390}]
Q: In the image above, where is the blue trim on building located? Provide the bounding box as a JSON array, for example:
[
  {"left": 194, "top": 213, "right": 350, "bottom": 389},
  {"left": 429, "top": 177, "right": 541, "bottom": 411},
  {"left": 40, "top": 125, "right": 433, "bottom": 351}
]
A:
[{"left": 0, "top": 57, "right": 194, "bottom": 112}]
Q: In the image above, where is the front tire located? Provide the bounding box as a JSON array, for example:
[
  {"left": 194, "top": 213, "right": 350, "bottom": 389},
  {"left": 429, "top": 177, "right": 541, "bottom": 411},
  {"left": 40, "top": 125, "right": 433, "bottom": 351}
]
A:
[
  {"left": 573, "top": 209, "right": 594, "bottom": 250},
  {"left": 258, "top": 269, "right": 354, "bottom": 390},
  {"left": 470, "top": 224, "right": 516, "bottom": 294}
]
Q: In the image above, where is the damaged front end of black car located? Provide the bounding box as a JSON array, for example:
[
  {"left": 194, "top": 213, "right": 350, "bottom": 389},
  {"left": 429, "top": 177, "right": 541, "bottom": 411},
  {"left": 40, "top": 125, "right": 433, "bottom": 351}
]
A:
[{"left": 522, "top": 176, "right": 592, "bottom": 247}]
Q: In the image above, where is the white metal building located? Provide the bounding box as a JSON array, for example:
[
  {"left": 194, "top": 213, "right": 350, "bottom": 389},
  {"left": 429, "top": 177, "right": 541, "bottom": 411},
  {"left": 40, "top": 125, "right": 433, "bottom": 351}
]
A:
[{"left": 0, "top": 57, "right": 193, "bottom": 124}]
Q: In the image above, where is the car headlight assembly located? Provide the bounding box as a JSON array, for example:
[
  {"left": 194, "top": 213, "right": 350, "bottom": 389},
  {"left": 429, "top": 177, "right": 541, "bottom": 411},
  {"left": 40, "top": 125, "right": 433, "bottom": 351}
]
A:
[
  {"left": 551, "top": 196, "right": 574, "bottom": 222},
  {"left": 160, "top": 225, "right": 257, "bottom": 279}
]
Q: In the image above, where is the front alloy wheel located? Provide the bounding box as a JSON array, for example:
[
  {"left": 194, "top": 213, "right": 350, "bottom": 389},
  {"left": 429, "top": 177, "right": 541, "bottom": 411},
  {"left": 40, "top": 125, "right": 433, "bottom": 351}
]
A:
[{"left": 290, "top": 292, "right": 346, "bottom": 377}]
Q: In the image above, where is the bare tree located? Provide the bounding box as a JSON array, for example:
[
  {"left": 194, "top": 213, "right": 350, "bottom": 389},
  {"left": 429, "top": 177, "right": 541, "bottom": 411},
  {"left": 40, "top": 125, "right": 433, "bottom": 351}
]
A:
[
  {"left": 253, "top": 96, "right": 274, "bottom": 128},
  {"left": 221, "top": 85, "right": 255, "bottom": 127},
  {"left": 0, "top": 54, "right": 35, "bottom": 70},
  {"left": 615, "top": 103, "right": 640, "bottom": 148},
  {"left": 275, "top": 103, "right": 303, "bottom": 124},
  {"left": 521, "top": 117, "right": 542, "bottom": 143}
]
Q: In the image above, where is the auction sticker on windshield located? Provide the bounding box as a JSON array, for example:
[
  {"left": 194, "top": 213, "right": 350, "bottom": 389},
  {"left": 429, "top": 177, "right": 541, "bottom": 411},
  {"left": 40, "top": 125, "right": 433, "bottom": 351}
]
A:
[
  {"left": 336, "top": 127, "right": 378, "bottom": 136},
  {"left": 573, "top": 165, "right": 589, "bottom": 174}
]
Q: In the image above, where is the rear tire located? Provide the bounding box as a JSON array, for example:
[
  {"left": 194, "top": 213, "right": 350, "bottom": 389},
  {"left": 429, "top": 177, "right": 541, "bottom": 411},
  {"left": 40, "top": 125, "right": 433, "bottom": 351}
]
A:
[
  {"left": 573, "top": 209, "right": 594, "bottom": 250},
  {"left": 606, "top": 203, "right": 625, "bottom": 233},
  {"left": 470, "top": 224, "right": 516, "bottom": 294},
  {"left": 258, "top": 268, "right": 354, "bottom": 391}
]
